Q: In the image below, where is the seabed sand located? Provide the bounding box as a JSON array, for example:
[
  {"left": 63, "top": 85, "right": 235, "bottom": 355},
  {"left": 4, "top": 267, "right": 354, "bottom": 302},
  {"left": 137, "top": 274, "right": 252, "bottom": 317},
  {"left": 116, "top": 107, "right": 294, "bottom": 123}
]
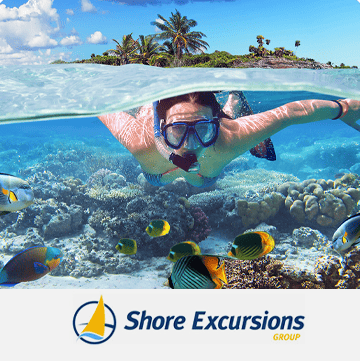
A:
[
  {"left": 14, "top": 272, "right": 169, "bottom": 289},
  {"left": 2, "top": 233, "right": 232, "bottom": 290}
]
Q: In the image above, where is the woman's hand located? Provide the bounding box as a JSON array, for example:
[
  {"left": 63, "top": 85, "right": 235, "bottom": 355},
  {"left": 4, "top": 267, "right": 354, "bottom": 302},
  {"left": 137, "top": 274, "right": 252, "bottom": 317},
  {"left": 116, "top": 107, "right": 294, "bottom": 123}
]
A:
[{"left": 339, "top": 99, "right": 360, "bottom": 132}]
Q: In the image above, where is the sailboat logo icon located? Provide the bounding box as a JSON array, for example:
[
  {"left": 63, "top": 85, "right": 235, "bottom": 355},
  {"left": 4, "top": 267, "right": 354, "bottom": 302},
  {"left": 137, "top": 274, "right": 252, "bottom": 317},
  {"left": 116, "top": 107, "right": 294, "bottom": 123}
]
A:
[{"left": 73, "top": 296, "right": 116, "bottom": 344}]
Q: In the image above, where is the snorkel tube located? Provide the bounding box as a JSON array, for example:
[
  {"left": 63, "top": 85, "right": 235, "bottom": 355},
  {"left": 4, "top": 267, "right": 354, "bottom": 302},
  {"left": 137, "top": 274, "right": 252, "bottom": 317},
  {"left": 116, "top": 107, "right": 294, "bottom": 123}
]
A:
[{"left": 153, "top": 101, "right": 200, "bottom": 173}]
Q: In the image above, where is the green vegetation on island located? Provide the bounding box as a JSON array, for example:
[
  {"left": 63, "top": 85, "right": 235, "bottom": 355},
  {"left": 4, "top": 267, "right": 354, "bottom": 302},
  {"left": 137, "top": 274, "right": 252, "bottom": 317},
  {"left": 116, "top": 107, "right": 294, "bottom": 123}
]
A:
[{"left": 51, "top": 9, "right": 357, "bottom": 69}]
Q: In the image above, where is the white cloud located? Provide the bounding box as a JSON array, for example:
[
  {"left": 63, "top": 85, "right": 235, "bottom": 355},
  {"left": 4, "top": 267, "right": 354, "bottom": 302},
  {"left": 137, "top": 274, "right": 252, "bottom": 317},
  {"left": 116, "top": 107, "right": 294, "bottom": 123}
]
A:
[
  {"left": 0, "top": 38, "right": 13, "bottom": 53},
  {"left": 0, "top": 0, "right": 60, "bottom": 54},
  {"left": 0, "top": 48, "right": 72, "bottom": 65},
  {"left": 0, "top": 0, "right": 86, "bottom": 64},
  {"left": 60, "top": 35, "right": 83, "bottom": 46},
  {"left": 80, "top": 0, "right": 97, "bottom": 13},
  {"left": 87, "top": 31, "right": 108, "bottom": 44},
  {"left": 154, "top": 18, "right": 164, "bottom": 32},
  {"left": 0, "top": 0, "right": 59, "bottom": 21},
  {"left": 28, "top": 32, "right": 58, "bottom": 48},
  {"left": 66, "top": 9, "right": 75, "bottom": 15}
]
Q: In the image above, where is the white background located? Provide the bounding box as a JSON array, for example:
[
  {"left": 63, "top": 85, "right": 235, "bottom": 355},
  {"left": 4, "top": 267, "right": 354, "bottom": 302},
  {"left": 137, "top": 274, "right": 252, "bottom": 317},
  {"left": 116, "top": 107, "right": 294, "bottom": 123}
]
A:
[{"left": 0, "top": 289, "right": 358, "bottom": 359}]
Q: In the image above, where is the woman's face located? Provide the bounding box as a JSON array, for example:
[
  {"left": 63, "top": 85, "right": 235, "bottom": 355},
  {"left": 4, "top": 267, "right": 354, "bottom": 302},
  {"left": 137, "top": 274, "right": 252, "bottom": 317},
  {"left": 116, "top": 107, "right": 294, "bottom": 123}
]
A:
[{"left": 165, "top": 102, "right": 213, "bottom": 157}]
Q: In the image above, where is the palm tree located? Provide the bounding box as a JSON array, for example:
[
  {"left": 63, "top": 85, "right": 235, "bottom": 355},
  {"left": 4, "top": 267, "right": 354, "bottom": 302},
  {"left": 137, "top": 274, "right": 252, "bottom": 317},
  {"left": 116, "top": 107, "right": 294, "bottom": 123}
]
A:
[
  {"left": 249, "top": 45, "right": 257, "bottom": 56},
  {"left": 151, "top": 9, "right": 209, "bottom": 59},
  {"left": 161, "top": 40, "right": 176, "bottom": 56},
  {"left": 133, "top": 35, "right": 164, "bottom": 65},
  {"left": 274, "top": 47, "right": 284, "bottom": 58},
  {"left": 108, "top": 34, "right": 139, "bottom": 65},
  {"left": 256, "top": 35, "right": 264, "bottom": 47}
]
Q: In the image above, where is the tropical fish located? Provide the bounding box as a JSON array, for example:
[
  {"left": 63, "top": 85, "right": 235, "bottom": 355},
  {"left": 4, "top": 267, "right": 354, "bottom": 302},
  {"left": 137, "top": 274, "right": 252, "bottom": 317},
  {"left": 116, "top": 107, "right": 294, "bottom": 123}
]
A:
[
  {"left": 168, "top": 255, "right": 227, "bottom": 289},
  {"left": 167, "top": 241, "right": 201, "bottom": 262},
  {"left": 0, "top": 246, "right": 63, "bottom": 287},
  {"left": 228, "top": 231, "right": 275, "bottom": 260},
  {"left": 0, "top": 173, "right": 34, "bottom": 216},
  {"left": 250, "top": 138, "right": 276, "bottom": 161},
  {"left": 331, "top": 213, "right": 360, "bottom": 256},
  {"left": 115, "top": 238, "right": 137, "bottom": 255},
  {"left": 146, "top": 219, "right": 170, "bottom": 237}
]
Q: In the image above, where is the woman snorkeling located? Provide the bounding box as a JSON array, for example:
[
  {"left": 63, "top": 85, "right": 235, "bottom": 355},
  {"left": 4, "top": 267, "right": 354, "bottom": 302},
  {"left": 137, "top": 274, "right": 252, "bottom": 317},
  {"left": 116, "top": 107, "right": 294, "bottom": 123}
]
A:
[{"left": 98, "top": 91, "right": 360, "bottom": 188}]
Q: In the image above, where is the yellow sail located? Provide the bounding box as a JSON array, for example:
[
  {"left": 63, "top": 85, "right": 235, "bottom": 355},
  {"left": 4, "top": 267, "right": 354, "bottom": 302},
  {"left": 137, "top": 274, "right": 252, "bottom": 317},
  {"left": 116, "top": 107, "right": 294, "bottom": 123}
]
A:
[{"left": 80, "top": 295, "right": 105, "bottom": 337}]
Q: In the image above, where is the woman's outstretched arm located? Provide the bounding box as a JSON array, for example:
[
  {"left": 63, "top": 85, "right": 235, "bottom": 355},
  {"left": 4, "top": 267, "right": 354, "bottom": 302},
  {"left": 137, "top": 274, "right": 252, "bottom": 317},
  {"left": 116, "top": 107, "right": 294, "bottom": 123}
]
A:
[
  {"left": 97, "top": 104, "right": 155, "bottom": 154},
  {"left": 220, "top": 99, "right": 360, "bottom": 159}
]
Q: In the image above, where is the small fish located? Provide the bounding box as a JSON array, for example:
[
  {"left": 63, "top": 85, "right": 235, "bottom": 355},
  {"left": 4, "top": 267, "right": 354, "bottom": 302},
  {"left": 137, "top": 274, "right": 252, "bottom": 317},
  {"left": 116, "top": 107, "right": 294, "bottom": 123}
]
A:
[
  {"left": 228, "top": 231, "right": 275, "bottom": 260},
  {"left": 115, "top": 238, "right": 137, "bottom": 255},
  {"left": 331, "top": 213, "right": 360, "bottom": 256},
  {"left": 0, "top": 246, "right": 63, "bottom": 287},
  {"left": 168, "top": 255, "right": 227, "bottom": 289},
  {"left": 250, "top": 138, "right": 276, "bottom": 161},
  {"left": 0, "top": 173, "right": 34, "bottom": 216},
  {"left": 146, "top": 219, "right": 170, "bottom": 237},
  {"left": 167, "top": 241, "right": 201, "bottom": 262}
]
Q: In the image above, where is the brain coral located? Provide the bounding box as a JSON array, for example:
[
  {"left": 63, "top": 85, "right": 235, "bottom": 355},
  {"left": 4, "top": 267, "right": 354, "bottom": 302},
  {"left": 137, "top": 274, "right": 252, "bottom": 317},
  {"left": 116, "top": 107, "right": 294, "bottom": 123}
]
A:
[
  {"left": 236, "top": 192, "right": 285, "bottom": 228},
  {"left": 278, "top": 174, "right": 360, "bottom": 227}
]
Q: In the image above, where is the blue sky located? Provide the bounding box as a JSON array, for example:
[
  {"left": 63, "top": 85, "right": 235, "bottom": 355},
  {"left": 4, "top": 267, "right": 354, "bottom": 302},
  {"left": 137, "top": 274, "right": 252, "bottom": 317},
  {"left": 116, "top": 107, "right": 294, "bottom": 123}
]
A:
[{"left": 0, "top": 0, "right": 359, "bottom": 67}]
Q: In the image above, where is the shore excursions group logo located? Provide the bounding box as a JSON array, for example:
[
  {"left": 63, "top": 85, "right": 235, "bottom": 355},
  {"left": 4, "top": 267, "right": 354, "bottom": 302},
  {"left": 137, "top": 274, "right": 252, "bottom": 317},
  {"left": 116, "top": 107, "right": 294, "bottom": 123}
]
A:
[{"left": 73, "top": 295, "right": 116, "bottom": 344}]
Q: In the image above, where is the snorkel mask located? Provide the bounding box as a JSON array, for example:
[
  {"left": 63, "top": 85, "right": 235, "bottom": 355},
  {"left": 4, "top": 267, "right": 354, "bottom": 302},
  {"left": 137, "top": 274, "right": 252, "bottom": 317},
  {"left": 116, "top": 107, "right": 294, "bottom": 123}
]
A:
[
  {"left": 153, "top": 100, "right": 202, "bottom": 173},
  {"left": 162, "top": 117, "right": 219, "bottom": 150}
]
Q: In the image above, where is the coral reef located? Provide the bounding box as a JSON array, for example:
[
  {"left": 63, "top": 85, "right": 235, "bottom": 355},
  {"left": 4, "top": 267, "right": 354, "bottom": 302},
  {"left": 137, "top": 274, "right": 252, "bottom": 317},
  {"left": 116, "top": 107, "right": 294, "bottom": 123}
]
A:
[
  {"left": 2, "top": 129, "right": 360, "bottom": 288},
  {"left": 223, "top": 256, "right": 285, "bottom": 289},
  {"left": 223, "top": 255, "right": 324, "bottom": 289},
  {"left": 195, "top": 172, "right": 360, "bottom": 232},
  {"left": 314, "top": 244, "right": 360, "bottom": 289},
  {"left": 279, "top": 174, "right": 360, "bottom": 227},
  {"left": 236, "top": 192, "right": 284, "bottom": 228},
  {"left": 185, "top": 207, "right": 211, "bottom": 243},
  {"left": 17, "top": 141, "right": 141, "bottom": 183},
  {"left": 2, "top": 109, "right": 360, "bottom": 288}
]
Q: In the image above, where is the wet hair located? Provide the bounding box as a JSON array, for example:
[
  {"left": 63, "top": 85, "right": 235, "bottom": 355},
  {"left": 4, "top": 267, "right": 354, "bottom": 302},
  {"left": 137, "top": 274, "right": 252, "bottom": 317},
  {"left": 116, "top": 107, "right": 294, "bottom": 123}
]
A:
[{"left": 156, "top": 92, "right": 224, "bottom": 121}]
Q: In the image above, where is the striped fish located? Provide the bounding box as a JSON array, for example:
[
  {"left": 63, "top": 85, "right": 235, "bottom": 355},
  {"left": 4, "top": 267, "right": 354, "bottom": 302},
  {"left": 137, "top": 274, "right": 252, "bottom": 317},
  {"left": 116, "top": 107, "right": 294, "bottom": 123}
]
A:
[
  {"left": 167, "top": 241, "right": 201, "bottom": 262},
  {"left": 228, "top": 231, "right": 275, "bottom": 260},
  {"left": 168, "top": 255, "right": 227, "bottom": 289}
]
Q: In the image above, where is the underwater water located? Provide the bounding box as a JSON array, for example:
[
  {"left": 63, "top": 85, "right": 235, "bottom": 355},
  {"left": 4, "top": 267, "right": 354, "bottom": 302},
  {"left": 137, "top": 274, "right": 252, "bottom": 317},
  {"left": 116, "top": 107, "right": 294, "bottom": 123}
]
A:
[{"left": 1, "top": 65, "right": 360, "bottom": 289}]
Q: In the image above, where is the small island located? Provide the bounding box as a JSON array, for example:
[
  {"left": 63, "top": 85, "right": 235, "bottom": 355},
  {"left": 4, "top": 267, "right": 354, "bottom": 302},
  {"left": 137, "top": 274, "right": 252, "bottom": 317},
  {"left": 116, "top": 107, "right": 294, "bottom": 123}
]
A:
[{"left": 52, "top": 10, "right": 357, "bottom": 70}]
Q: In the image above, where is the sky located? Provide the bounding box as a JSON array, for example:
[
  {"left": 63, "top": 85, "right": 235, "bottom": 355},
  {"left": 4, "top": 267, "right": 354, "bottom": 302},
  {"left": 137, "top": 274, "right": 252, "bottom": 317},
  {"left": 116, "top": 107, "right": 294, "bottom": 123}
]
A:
[{"left": 0, "top": 0, "right": 359, "bottom": 67}]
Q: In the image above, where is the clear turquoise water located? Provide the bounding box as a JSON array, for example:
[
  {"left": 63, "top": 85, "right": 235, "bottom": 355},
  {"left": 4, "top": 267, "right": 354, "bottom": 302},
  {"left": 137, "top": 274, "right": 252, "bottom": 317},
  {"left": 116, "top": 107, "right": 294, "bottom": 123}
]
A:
[
  {"left": 1, "top": 64, "right": 360, "bottom": 179},
  {"left": 1, "top": 65, "right": 360, "bottom": 288}
]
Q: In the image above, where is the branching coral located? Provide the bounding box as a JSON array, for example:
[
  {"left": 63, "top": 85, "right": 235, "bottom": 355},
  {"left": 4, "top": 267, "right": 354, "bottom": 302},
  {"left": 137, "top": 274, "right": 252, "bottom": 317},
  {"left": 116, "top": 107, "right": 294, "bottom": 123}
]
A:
[
  {"left": 223, "top": 256, "right": 285, "bottom": 289},
  {"left": 86, "top": 185, "right": 142, "bottom": 202},
  {"left": 224, "top": 255, "right": 326, "bottom": 289}
]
